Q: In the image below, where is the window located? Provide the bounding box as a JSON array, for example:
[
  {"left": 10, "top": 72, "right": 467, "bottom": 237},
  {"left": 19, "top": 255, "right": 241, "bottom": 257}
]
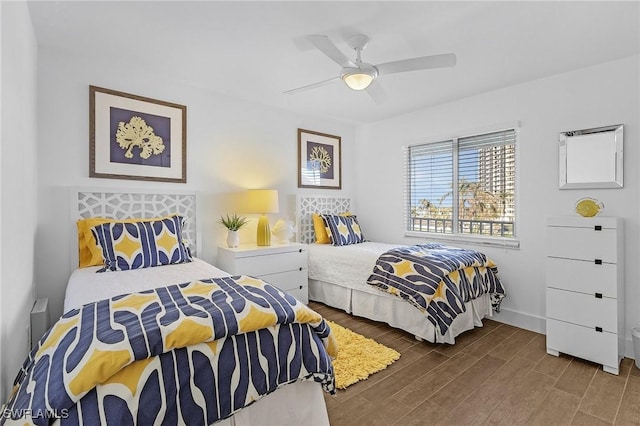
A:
[{"left": 404, "top": 129, "right": 516, "bottom": 240}]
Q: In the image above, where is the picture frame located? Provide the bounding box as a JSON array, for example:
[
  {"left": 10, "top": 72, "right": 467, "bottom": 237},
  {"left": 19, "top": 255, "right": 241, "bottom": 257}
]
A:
[
  {"left": 298, "top": 128, "right": 342, "bottom": 189},
  {"left": 90, "top": 85, "right": 187, "bottom": 183}
]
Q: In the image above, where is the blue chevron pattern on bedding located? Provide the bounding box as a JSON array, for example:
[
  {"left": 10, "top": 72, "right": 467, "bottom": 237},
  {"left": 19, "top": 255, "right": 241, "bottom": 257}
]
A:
[
  {"left": 1, "top": 276, "right": 336, "bottom": 425},
  {"left": 367, "top": 243, "right": 505, "bottom": 336}
]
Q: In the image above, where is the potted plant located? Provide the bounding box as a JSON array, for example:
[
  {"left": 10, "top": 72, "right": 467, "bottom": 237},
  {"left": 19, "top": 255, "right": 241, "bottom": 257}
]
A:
[{"left": 218, "top": 213, "right": 249, "bottom": 248}]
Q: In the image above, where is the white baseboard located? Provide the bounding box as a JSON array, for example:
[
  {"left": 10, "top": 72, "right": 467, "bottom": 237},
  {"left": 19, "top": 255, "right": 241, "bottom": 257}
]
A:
[
  {"left": 491, "top": 308, "right": 638, "bottom": 360},
  {"left": 623, "top": 337, "right": 635, "bottom": 360},
  {"left": 490, "top": 307, "right": 546, "bottom": 334}
]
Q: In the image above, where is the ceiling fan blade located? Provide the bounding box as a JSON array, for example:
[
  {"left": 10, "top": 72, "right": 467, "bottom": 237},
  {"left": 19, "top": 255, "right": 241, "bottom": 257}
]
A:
[
  {"left": 375, "top": 53, "right": 457, "bottom": 75},
  {"left": 307, "top": 35, "right": 356, "bottom": 68},
  {"left": 366, "top": 80, "right": 388, "bottom": 104},
  {"left": 283, "top": 76, "right": 340, "bottom": 95}
]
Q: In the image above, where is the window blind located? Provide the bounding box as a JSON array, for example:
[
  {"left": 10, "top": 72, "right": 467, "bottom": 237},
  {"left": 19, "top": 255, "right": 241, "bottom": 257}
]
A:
[
  {"left": 404, "top": 128, "right": 516, "bottom": 239},
  {"left": 405, "top": 140, "right": 454, "bottom": 234}
]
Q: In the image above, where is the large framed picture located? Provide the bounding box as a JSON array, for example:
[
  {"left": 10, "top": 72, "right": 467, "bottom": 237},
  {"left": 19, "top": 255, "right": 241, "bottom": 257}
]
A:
[
  {"left": 298, "top": 128, "right": 342, "bottom": 189},
  {"left": 90, "top": 85, "right": 187, "bottom": 183}
]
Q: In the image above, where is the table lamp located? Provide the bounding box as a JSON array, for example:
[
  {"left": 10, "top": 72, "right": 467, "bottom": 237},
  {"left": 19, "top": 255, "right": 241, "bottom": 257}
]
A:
[{"left": 246, "top": 189, "right": 279, "bottom": 246}]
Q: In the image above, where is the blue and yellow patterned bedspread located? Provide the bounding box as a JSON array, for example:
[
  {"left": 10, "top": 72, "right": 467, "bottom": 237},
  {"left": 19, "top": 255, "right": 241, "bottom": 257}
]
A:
[
  {"left": 367, "top": 243, "right": 505, "bottom": 335},
  {"left": 2, "top": 276, "right": 336, "bottom": 425}
]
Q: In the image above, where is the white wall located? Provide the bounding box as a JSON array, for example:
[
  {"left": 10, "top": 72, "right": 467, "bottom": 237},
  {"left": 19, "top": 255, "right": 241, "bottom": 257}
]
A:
[
  {"left": 35, "top": 46, "right": 356, "bottom": 322},
  {"left": 355, "top": 55, "right": 640, "bottom": 357},
  {"left": 1, "top": 1, "right": 38, "bottom": 401}
]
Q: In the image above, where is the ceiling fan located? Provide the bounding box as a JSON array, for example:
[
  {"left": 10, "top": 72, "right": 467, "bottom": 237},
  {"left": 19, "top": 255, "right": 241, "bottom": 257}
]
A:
[{"left": 284, "top": 34, "right": 456, "bottom": 100}]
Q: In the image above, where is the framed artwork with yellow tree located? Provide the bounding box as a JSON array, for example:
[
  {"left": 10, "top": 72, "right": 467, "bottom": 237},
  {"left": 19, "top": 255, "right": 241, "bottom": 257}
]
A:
[
  {"left": 298, "top": 128, "right": 341, "bottom": 189},
  {"left": 90, "top": 85, "right": 187, "bottom": 183}
]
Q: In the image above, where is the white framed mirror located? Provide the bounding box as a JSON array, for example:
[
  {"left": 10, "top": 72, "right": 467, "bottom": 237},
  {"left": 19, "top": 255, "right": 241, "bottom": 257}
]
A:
[{"left": 559, "top": 124, "right": 623, "bottom": 189}]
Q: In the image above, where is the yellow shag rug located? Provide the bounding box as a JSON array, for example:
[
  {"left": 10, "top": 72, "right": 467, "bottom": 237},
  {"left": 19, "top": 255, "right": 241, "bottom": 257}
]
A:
[{"left": 328, "top": 320, "right": 401, "bottom": 389}]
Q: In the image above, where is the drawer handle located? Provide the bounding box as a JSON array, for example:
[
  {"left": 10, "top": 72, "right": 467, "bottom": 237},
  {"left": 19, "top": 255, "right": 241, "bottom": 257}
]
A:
[
  {"left": 595, "top": 293, "right": 603, "bottom": 299},
  {"left": 299, "top": 249, "right": 302, "bottom": 253},
  {"left": 299, "top": 267, "right": 302, "bottom": 271},
  {"left": 595, "top": 326, "right": 603, "bottom": 333},
  {"left": 594, "top": 259, "right": 602, "bottom": 265},
  {"left": 594, "top": 225, "right": 602, "bottom": 231}
]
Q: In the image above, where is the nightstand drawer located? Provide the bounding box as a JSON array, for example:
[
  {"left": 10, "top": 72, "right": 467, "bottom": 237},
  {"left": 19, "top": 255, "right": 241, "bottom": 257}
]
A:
[
  {"left": 229, "top": 251, "right": 307, "bottom": 276},
  {"left": 259, "top": 270, "right": 308, "bottom": 304},
  {"left": 285, "top": 286, "right": 309, "bottom": 304},
  {"left": 546, "top": 257, "right": 617, "bottom": 297},
  {"left": 257, "top": 270, "right": 308, "bottom": 293},
  {"left": 546, "top": 287, "right": 617, "bottom": 332}
]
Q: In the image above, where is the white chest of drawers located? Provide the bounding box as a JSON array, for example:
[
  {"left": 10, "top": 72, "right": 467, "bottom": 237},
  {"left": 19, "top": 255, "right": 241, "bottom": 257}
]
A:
[
  {"left": 217, "top": 242, "right": 309, "bottom": 304},
  {"left": 545, "top": 216, "right": 624, "bottom": 375}
]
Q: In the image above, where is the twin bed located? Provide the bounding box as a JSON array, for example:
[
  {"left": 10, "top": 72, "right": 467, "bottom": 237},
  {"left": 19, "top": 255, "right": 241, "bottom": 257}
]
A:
[
  {"left": 298, "top": 195, "right": 505, "bottom": 345},
  {"left": 2, "top": 190, "right": 334, "bottom": 426},
  {"left": 2, "top": 191, "right": 505, "bottom": 425}
]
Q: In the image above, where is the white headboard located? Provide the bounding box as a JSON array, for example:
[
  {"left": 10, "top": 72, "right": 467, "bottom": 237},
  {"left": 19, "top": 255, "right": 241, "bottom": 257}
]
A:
[
  {"left": 297, "top": 195, "right": 351, "bottom": 244},
  {"left": 72, "top": 188, "right": 199, "bottom": 266}
]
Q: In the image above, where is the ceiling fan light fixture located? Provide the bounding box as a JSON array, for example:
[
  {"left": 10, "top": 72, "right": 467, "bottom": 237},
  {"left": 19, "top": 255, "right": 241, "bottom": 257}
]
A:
[
  {"left": 341, "top": 66, "right": 377, "bottom": 91},
  {"left": 343, "top": 72, "right": 373, "bottom": 90}
]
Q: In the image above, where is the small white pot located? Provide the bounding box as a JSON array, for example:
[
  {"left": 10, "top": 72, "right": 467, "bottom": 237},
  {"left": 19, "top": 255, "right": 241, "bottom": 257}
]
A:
[{"left": 226, "top": 230, "right": 240, "bottom": 248}]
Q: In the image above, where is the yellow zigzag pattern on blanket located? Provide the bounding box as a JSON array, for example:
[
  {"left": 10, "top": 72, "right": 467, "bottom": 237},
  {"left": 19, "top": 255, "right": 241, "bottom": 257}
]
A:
[{"left": 34, "top": 276, "right": 337, "bottom": 399}]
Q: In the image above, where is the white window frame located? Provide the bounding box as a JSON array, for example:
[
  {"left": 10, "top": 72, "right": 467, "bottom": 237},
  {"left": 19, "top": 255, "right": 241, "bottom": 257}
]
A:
[{"left": 403, "top": 125, "right": 520, "bottom": 249}]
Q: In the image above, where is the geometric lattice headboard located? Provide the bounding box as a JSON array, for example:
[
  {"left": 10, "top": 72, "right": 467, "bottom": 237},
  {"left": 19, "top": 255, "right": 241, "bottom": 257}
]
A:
[
  {"left": 74, "top": 189, "right": 198, "bottom": 257},
  {"left": 297, "top": 195, "right": 351, "bottom": 244}
]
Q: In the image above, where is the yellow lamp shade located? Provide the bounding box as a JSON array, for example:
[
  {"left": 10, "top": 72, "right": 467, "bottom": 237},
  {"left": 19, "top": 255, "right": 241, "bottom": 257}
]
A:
[
  {"left": 246, "top": 189, "right": 279, "bottom": 214},
  {"left": 246, "top": 189, "right": 279, "bottom": 246}
]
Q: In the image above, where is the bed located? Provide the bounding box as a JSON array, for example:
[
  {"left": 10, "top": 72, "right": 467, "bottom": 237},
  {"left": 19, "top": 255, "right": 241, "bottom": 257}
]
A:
[
  {"left": 298, "top": 195, "right": 505, "bottom": 344},
  {"left": 1, "top": 190, "right": 335, "bottom": 426}
]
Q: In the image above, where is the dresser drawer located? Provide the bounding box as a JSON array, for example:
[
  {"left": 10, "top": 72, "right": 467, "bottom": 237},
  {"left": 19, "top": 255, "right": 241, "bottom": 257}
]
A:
[
  {"left": 546, "top": 318, "right": 618, "bottom": 368},
  {"left": 546, "top": 226, "right": 617, "bottom": 263},
  {"left": 546, "top": 288, "right": 617, "bottom": 332},
  {"left": 230, "top": 250, "right": 308, "bottom": 276},
  {"left": 546, "top": 257, "right": 617, "bottom": 297}
]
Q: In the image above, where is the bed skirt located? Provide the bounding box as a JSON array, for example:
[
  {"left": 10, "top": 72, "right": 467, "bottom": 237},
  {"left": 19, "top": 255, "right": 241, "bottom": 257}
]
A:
[
  {"left": 309, "top": 278, "right": 493, "bottom": 344},
  {"left": 219, "top": 380, "right": 329, "bottom": 426},
  {"left": 42, "top": 381, "right": 328, "bottom": 426}
]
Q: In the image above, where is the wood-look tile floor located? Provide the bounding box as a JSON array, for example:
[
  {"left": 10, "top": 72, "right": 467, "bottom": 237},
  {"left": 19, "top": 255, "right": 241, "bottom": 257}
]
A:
[{"left": 309, "top": 301, "right": 640, "bottom": 426}]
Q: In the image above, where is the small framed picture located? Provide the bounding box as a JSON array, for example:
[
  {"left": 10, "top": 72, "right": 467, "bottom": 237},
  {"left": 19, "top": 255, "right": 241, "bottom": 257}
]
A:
[
  {"left": 89, "top": 85, "right": 187, "bottom": 183},
  {"left": 298, "top": 128, "right": 342, "bottom": 189}
]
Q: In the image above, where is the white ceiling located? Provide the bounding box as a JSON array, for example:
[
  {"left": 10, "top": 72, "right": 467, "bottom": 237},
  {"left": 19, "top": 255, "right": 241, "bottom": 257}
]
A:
[{"left": 27, "top": 1, "right": 640, "bottom": 125}]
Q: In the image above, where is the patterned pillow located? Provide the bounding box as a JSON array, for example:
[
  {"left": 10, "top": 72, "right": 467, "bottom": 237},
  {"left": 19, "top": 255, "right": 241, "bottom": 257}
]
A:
[
  {"left": 312, "top": 212, "right": 353, "bottom": 244},
  {"left": 91, "top": 215, "right": 192, "bottom": 272},
  {"left": 321, "top": 214, "right": 365, "bottom": 246},
  {"left": 77, "top": 217, "right": 156, "bottom": 268}
]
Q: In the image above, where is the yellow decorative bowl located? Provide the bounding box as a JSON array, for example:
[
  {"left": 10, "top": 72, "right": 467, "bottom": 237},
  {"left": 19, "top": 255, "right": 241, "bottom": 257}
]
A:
[{"left": 575, "top": 197, "right": 604, "bottom": 218}]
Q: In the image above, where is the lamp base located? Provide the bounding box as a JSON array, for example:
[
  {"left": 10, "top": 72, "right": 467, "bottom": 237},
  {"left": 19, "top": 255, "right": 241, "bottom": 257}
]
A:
[{"left": 256, "top": 215, "right": 271, "bottom": 246}]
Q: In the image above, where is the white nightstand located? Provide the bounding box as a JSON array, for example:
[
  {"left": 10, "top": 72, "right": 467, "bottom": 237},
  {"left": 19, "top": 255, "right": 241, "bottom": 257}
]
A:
[{"left": 217, "top": 242, "right": 309, "bottom": 304}]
